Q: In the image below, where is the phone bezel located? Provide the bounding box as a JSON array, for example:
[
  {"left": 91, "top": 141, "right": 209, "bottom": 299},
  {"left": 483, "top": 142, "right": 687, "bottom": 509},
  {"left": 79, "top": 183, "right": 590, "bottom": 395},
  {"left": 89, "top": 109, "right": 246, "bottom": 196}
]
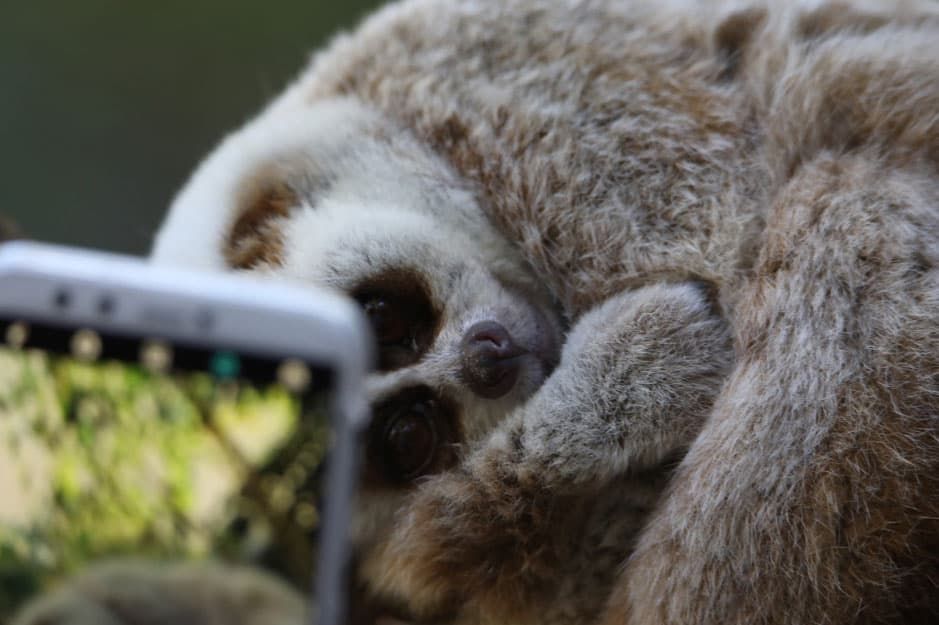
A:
[{"left": 0, "top": 241, "right": 372, "bottom": 625}]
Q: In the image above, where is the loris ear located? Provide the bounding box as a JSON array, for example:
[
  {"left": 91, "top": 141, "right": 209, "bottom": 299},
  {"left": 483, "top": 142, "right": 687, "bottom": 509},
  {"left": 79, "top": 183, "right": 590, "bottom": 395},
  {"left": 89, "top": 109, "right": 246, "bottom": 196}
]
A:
[
  {"left": 713, "top": 5, "right": 767, "bottom": 80},
  {"left": 223, "top": 171, "right": 298, "bottom": 271}
]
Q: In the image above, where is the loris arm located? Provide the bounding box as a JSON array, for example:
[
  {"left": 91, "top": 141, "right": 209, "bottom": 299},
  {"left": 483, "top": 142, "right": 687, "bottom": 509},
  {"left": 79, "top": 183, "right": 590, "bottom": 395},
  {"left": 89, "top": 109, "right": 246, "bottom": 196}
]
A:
[
  {"left": 365, "top": 282, "right": 733, "bottom": 620},
  {"left": 513, "top": 282, "right": 733, "bottom": 490}
]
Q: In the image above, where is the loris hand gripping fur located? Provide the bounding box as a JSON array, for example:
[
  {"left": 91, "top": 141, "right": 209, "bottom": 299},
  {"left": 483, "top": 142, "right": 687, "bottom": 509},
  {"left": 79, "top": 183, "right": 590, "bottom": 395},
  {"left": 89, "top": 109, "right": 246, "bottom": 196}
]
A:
[{"left": 15, "top": 1, "right": 939, "bottom": 624}]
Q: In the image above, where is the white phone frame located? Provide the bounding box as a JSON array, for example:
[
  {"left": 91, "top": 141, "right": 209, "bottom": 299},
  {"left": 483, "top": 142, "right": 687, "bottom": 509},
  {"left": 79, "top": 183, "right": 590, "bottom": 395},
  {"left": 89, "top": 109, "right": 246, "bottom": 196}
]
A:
[{"left": 0, "top": 241, "right": 372, "bottom": 625}]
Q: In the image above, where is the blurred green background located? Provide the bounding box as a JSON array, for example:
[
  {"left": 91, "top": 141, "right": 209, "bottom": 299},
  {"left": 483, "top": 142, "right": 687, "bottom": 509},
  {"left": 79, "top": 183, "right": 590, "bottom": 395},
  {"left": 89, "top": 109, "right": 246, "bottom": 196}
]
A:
[
  {"left": 1, "top": 1, "right": 384, "bottom": 256},
  {"left": 0, "top": 345, "right": 330, "bottom": 618}
]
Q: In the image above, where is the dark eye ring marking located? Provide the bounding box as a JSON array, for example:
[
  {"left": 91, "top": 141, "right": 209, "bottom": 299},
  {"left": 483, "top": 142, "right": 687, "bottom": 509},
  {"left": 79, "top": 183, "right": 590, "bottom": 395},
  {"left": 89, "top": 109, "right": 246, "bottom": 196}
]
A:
[
  {"left": 351, "top": 270, "right": 439, "bottom": 372},
  {"left": 364, "top": 386, "right": 461, "bottom": 487}
]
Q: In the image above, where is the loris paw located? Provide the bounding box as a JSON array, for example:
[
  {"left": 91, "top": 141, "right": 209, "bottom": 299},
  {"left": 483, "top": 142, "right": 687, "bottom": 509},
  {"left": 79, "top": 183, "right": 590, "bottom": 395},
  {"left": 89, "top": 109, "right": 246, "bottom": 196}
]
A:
[
  {"left": 559, "top": 281, "right": 722, "bottom": 362},
  {"left": 12, "top": 561, "right": 307, "bottom": 625},
  {"left": 363, "top": 440, "right": 563, "bottom": 623},
  {"left": 518, "top": 281, "right": 733, "bottom": 487}
]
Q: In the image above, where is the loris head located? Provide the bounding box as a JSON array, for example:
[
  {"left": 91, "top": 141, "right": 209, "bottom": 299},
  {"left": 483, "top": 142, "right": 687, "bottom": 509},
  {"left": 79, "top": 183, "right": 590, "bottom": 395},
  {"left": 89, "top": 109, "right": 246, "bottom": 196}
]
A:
[{"left": 152, "top": 96, "right": 562, "bottom": 613}]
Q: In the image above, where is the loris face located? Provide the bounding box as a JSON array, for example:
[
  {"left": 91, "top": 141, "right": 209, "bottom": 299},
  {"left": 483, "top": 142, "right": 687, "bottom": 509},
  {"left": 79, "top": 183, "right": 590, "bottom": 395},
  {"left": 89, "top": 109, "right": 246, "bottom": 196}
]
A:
[{"left": 153, "top": 97, "right": 563, "bottom": 609}]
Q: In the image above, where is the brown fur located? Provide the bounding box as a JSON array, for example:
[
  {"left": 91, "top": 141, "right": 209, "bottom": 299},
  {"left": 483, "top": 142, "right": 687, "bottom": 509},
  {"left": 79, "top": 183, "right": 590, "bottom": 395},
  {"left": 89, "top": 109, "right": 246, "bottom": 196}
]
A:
[
  {"left": 290, "top": 1, "right": 939, "bottom": 623},
  {"left": 607, "top": 153, "right": 939, "bottom": 625},
  {"left": 307, "top": 0, "right": 763, "bottom": 317},
  {"left": 224, "top": 180, "right": 296, "bottom": 269}
]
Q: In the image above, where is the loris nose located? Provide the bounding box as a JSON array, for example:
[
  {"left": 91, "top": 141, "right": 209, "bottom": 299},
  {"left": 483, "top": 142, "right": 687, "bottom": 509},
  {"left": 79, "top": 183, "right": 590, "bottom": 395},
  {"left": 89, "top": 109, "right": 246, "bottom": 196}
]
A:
[{"left": 461, "top": 320, "right": 525, "bottom": 399}]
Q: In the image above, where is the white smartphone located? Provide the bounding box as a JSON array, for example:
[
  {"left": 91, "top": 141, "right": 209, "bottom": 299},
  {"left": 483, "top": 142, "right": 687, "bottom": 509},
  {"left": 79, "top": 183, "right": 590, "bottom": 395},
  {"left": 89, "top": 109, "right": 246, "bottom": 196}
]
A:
[{"left": 0, "top": 241, "right": 371, "bottom": 625}]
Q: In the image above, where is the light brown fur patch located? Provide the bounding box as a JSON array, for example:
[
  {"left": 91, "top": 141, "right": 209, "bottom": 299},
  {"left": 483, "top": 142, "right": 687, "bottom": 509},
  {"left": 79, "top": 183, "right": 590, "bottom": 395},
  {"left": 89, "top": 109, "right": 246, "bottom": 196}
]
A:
[{"left": 224, "top": 181, "right": 296, "bottom": 270}]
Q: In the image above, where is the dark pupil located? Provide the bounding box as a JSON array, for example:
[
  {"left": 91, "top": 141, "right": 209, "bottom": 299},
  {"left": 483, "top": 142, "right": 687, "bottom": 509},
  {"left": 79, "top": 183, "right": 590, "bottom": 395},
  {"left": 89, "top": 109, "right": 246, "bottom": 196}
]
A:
[
  {"left": 364, "top": 297, "right": 410, "bottom": 346},
  {"left": 385, "top": 408, "right": 436, "bottom": 479}
]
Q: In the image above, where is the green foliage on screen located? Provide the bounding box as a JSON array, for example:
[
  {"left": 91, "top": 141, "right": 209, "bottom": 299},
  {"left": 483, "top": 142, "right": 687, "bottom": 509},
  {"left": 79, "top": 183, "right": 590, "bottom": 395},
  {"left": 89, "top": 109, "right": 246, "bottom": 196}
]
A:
[{"left": 0, "top": 349, "right": 328, "bottom": 619}]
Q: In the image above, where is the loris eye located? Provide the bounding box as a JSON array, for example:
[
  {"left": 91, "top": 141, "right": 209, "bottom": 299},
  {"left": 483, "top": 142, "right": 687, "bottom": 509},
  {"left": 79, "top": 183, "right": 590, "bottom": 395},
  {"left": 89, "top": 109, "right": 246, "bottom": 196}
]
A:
[
  {"left": 382, "top": 401, "right": 438, "bottom": 481},
  {"left": 362, "top": 296, "right": 411, "bottom": 346},
  {"left": 352, "top": 271, "right": 438, "bottom": 372},
  {"left": 360, "top": 293, "right": 422, "bottom": 369},
  {"left": 365, "top": 386, "right": 461, "bottom": 488}
]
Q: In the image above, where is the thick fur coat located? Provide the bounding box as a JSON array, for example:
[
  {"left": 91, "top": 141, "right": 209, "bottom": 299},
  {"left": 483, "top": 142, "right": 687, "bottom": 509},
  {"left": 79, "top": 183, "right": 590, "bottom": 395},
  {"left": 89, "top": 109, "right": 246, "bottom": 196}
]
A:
[{"left": 15, "top": 1, "right": 939, "bottom": 624}]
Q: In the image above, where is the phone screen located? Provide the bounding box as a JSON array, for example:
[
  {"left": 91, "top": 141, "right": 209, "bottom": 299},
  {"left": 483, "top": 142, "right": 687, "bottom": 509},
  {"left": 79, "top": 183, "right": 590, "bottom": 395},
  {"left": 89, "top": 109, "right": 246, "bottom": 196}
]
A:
[{"left": 0, "top": 318, "right": 335, "bottom": 620}]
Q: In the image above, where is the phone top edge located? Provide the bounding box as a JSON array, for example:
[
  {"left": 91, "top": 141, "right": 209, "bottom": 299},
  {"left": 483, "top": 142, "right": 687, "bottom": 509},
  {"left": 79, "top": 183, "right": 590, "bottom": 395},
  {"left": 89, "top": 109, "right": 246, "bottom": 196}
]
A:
[{"left": 0, "top": 242, "right": 374, "bottom": 412}]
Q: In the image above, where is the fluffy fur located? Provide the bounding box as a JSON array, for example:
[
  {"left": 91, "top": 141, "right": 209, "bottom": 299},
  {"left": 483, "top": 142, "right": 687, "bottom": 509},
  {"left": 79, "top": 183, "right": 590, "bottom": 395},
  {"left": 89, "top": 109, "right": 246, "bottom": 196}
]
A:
[{"left": 17, "top": 0, "right": 939, "bottom": 624}]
